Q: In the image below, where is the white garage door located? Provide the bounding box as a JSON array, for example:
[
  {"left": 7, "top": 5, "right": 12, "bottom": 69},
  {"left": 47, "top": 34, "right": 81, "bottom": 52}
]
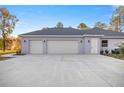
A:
[
  {"left": 47, "top": 41, "right": 79, "bottom": 54},
  {"left": 29, "top": 41, "right": 43, "bottom": 54}
]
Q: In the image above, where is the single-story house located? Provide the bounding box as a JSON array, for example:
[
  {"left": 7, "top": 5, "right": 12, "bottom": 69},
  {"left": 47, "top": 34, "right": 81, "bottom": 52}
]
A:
[{"left": 19, "top": 27, "right": 124, "bottom": 54}]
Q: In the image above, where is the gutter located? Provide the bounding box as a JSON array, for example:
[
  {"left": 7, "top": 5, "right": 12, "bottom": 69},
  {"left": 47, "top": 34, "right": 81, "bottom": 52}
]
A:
[
  {"left": 18, "top": 35, "right": 83, "bottom": 38},
  {"left": 82, "top": 34, "right": 104, "bottom": 37}
]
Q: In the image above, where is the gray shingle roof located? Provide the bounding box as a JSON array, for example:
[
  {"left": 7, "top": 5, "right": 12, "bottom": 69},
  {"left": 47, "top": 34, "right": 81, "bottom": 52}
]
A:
[
  {"left": 19, "top": 27, "right": 124, "bottom": 36},
  {"left": 20, "top": 28, "right": 85, "bottom": 35},
  {"left": 84, "top": 27, "right": 124, "bottom": 36}
]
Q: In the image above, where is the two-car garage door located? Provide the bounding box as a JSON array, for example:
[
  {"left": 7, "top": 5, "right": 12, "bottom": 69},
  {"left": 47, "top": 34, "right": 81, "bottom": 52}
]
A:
[
  {"left": 29, "top": 40, "right": 79, "bottom": 54},
  {"left": 47, "top": 41, "right": 79, "bottom": 54}
]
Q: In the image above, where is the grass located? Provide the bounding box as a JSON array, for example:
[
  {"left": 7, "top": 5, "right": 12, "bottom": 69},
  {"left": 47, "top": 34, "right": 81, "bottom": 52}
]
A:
[
  {"left": 108, "top": 54, "right": 124, "bottom": 60},
  {"left": 0, "top": 50, "right": 17, "bottom": 61},
  {"left": 0, "top": 57, "right": 13, "bottom": 61},
  {"left": 0, "top": 50, "right": 17, "bottom": 55}
]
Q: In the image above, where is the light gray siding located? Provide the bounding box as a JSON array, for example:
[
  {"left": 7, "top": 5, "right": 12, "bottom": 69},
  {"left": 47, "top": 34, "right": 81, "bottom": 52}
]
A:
[
  {"left": 43, "top": 40, "right": 47, "bottom": 54},
  {"left": 21, "top": 38, "right": 29, "bottom": 54},
  {"left": 83, "top": 37, "right": 101, "bottom": 54},
  {"left": 79, "top": 38, "right": 84, "bottom": 54},
  {"left": 101, "top": 38, "right": 124, "bottom": 51},
  {"left": 83, "top": 37, "right": 91, "bottom": 54}
]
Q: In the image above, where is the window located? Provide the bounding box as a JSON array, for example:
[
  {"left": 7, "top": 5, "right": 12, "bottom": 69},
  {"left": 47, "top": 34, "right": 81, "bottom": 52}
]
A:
[{"left": 101, "top": 40, "right": 108, "bottom": 47}]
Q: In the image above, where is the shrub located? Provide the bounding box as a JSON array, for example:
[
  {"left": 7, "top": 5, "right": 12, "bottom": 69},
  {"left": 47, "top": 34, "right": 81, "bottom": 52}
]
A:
[
  {"left": 16, "top": 50, "right": 21, "bottom": 55},
  {"left": 115, "top": 49, "right": 120, "bottom": 54},
  {"left": 111, "top": 49, "right": 120, "bottom": 54},
  {"left": 111, "top": 50, "right": 115, "bottom": 54},
  {"left": 100, "top": 50, "right": 104, "bottom": 55},
  {"left": 105, "top": 50, "right": 109, "bottom": 55},
  {"left": 119, "top": 43, "right": 124, "bottom": 55}
]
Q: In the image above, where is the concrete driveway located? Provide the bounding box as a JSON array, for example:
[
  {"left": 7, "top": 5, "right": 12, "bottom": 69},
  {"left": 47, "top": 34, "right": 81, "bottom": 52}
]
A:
[{"left": 0, "top": 55, "right": 124, "bottom": 87}]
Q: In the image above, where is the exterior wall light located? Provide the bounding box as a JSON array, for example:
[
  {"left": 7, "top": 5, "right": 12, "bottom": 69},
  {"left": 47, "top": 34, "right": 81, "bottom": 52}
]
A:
[
  {"left": 80, "top": 40, "right": 82, "bottom": 43},
  {"left": 24, "top": 40, "right": 26, "bottom": 42}
]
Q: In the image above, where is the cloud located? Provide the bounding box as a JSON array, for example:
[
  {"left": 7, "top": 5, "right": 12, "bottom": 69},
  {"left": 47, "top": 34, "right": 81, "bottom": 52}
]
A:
[{"left": 103, "top": 14, "right": 112, "bottom": 18}]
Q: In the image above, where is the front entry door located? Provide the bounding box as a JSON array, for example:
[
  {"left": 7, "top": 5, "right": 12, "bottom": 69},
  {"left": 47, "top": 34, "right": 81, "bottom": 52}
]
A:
[{"left": 91, "top": 38, "right": 99, "bottom": 54}]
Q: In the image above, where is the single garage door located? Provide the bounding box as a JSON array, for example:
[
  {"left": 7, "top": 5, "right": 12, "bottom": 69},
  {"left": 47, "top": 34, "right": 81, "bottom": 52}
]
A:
[
  {"left": 47, "top": 41, "right": 79, "bottom": 54},
  {"left": 29, "top": 41, "right": 43, "bottom": 54}
]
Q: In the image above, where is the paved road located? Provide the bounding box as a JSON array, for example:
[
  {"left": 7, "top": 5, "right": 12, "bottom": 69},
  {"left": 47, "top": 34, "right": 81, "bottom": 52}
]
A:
[{"left": 0, "top": 55, "right": 124, "bottom": 87}]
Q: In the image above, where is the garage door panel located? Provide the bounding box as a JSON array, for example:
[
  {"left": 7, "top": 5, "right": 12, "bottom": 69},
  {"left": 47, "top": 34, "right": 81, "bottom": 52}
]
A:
[
  {"left": 30, "top": 41, "right": 43, "bottom": 54},
  {"left": 48, "top": 41, "right": 79, "bottom": 54}
]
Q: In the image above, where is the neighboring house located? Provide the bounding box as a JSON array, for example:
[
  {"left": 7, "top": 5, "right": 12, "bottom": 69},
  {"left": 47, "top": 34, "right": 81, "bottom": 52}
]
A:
[{"left": 19, "top": 27, "right": 124, "bottom": 54}]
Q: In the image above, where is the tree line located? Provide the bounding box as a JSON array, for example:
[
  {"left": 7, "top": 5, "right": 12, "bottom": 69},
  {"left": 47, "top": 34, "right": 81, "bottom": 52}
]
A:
[
  {"left": 56, "top": 6, "right": 124, "bottom": 32},
  {"left": 0, "top": 8, "right": 18, "bottom": 51}
]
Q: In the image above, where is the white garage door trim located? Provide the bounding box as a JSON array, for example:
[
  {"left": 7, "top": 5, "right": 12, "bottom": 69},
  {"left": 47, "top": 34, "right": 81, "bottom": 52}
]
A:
[
  {"left": 47, "top": 41, "right": 79, "bottom": 54},
  {"left": 29, "top": 40, "right": 43, "bottom": 54}
]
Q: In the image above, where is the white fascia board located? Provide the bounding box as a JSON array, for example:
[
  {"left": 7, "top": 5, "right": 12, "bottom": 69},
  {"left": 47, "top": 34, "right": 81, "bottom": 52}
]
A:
[
  {"left": 101, "top": 36, "right": 124, "bottom": 39},
  {"left": 19, "top": 34, "right": 124, "bottom": 38},
  {"left": 19, "top": 35, "right": 83, "bottom": 38},
  {"left": 82, "top": 34, "right": 104, "bottom": 37}
]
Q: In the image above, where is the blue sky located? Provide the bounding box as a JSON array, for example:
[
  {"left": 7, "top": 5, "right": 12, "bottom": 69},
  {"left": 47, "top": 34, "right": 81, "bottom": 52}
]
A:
[{"left": 0, "top": 5, "right": 116, "bottom": 36}]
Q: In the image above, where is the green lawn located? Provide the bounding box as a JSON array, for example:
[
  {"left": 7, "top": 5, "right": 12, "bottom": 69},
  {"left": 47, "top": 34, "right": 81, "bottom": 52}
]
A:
[
  {"left": 0, "top": 57, "right": 12, "bottom": 61},
  {"left": 108, "top": 54, "right": 124, "bottom": 60}
]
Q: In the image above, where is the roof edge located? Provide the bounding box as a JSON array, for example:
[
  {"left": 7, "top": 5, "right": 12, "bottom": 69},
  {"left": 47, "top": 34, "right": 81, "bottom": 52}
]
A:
[{"left": 19, "top": 35, "right": 83, "bottom": 38}]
